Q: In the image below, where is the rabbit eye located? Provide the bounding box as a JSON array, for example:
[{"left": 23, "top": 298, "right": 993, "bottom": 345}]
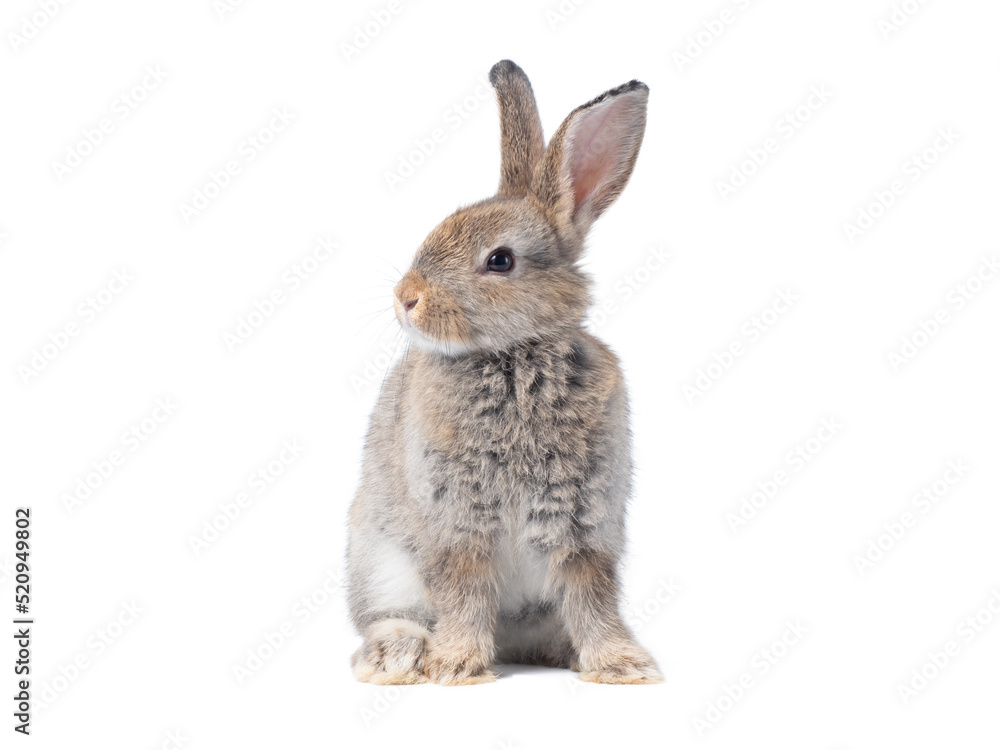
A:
[{"left": 486, "top": 248, "right": 515, "bottom": 273}]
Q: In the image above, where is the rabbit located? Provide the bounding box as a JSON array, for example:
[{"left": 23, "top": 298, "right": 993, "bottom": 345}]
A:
[{"left": 347, "top": 60, "right": 662, "bottom": 685}]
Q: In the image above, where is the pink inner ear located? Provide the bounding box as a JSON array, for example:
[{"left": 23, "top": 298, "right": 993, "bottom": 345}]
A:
[
  {"left": 573, "top": 151, "right": 614, "bottom": 207},
  {"left": 569, "top": 99, "right": 621, "bottom": 208}
]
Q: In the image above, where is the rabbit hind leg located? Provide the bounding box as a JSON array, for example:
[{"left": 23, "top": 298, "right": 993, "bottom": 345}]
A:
[{"left": 352, "top": 618, "right": 431, "bottom": 685}]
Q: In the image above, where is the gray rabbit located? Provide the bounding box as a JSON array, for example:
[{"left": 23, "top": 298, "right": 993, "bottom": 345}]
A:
[{"left": 347, "top": 60, "right": 661, "bottom": 685}]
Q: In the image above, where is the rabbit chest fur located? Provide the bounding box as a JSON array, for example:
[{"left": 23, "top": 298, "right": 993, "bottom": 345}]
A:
[{"left": 408, "top": 332, "right": 631, "bottom": 554}]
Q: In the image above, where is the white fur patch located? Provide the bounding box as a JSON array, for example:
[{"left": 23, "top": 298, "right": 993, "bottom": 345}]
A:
[
  {"left": 401, "top": 323, "right": 472, "bottom": 357},
  {"left": 367, "top": 539, "right": 428, "bottom": 612},
  {"left": 496, "top": 533, "right": 550, "bottom": 613}
]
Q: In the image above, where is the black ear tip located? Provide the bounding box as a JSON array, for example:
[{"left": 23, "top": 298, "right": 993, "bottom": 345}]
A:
[
  {"left": 489, "top": 59, "right": 527, "bottom": 86},
  {"left": 604, "top": 79, "right": 650, "bottom": 105}
]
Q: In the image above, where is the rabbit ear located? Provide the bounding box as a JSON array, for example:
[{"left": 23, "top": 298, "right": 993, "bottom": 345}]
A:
[
  {"left": 530, "top": 80, "right": 648, "bottom": 241},
  {"left": 490, "top": 60, "right": 545, "bottom": 198}
]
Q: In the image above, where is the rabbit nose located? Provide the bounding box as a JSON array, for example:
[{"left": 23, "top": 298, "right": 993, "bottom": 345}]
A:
[{"left": 403, "top": 298, "right": 419, "bottom": 313}]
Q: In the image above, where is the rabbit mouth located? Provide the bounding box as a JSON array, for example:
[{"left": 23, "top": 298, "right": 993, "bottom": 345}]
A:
[{"left": 393, "top": 281, "right": 474, "bottom": 356}]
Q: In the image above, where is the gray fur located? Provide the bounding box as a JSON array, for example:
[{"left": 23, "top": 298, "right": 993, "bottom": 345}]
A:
[{"left": 347, "top": 61, "right": 661, "bottom": 685}]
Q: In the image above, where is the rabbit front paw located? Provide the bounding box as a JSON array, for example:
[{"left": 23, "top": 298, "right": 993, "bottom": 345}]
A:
[
  {"left": 424, "top": 641, "right": 496, "bottom": 686},
  {"left": 578, "top": 645, "right": 664, "bottom": 685}
]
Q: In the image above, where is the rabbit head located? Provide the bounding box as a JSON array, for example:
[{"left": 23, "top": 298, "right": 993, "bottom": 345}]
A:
[{"left": 393, "top": 60, "right": 649, "bottom": 356}]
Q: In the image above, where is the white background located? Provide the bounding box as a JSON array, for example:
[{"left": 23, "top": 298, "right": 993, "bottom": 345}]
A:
[{"left": 2, "top": 0, "right": 999, "bottom": 748}]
